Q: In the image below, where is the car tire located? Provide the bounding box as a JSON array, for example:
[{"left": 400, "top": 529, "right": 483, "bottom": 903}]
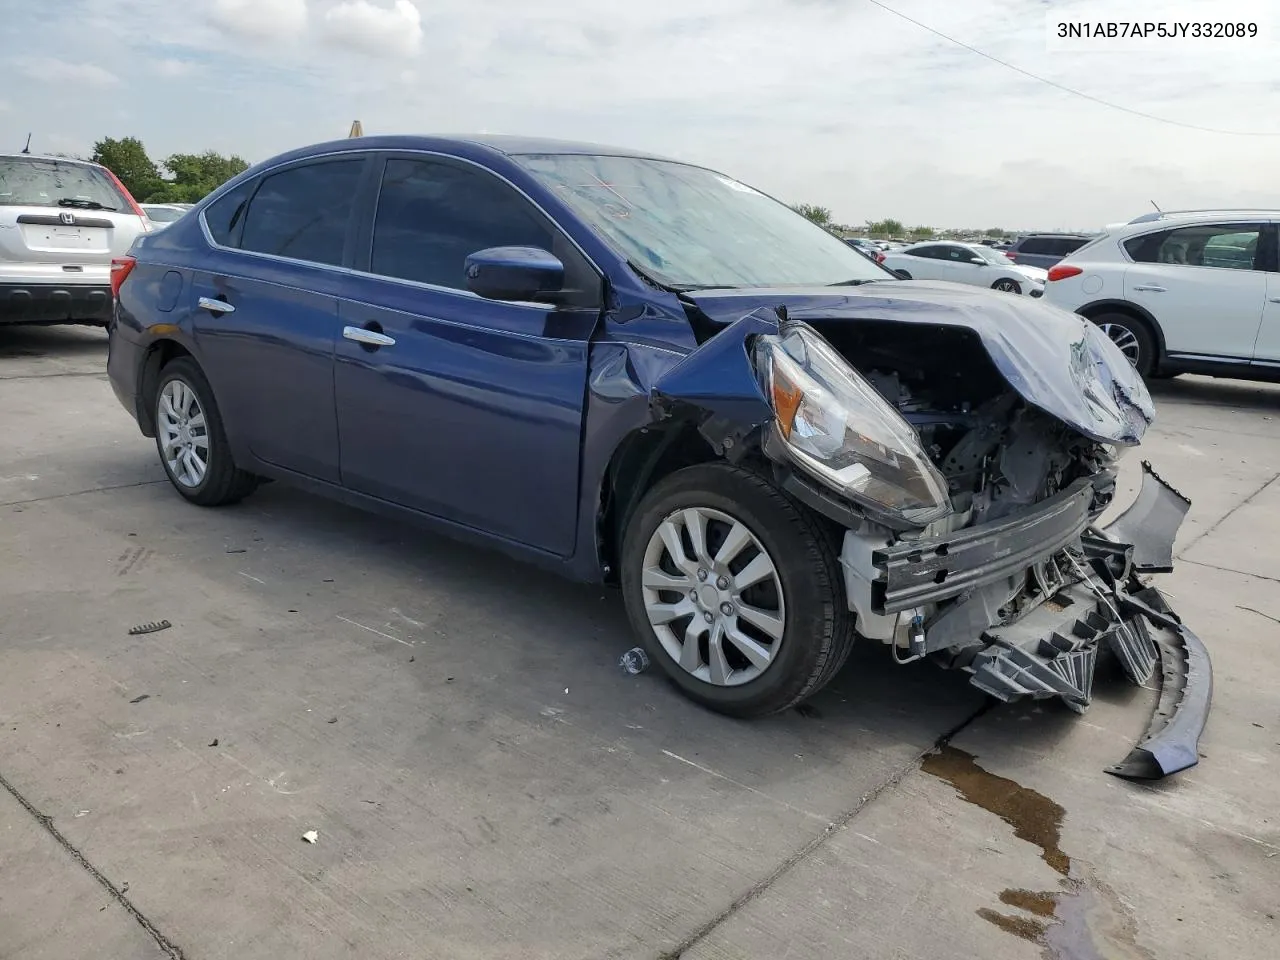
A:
[
  {"left": 894, "top": 269, "right": 912, "bottom": 280},
  {"left": 620, "top": 462, "right": 855, "bottom": 718},
  {"left": 992, "top": 278, "right": 1021, "bottom": 294},
  {"left": 153, "top": 357, "right": 259, "bottom": 506},
  {"left": 1090, "top": 312, "right": 1156, "bottom": 378}
]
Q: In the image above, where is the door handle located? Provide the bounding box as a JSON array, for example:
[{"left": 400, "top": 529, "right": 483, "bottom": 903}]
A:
[
  {"left": 343, "top": 325, "right": 396, "bottom": 348},
  {"left": 198, "top": 296, "right": 235, "bottom": 314},
  {"left": 1132, "top": 285, "right": 1166, "bottom": 293}
]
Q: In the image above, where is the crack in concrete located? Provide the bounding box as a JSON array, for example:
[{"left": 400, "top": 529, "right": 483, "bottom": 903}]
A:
[
  {"left": 658, "top": 700, "right": 995, "bottom": 959},
  {"left": 1180, "top": 558, "right": 1280, "bottom": 585},
  {"left": 2, "top": 478, "right": 166, "bottom": 508},
  {"left": 1175, "top": 471, "right": 1280, "bottom": 557},
  {"left": 0, "top": 768, "right": 187, "bottom": 960}
]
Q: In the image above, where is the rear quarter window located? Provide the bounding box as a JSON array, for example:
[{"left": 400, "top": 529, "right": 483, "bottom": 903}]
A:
[{"left": 202, "top": 180, "right": 255, "bottom": 247}]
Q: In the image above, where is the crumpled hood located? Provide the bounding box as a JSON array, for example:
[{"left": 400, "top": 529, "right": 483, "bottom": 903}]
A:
[{"left": 684, "top": 280, "right": 1155, "bottom": 444}]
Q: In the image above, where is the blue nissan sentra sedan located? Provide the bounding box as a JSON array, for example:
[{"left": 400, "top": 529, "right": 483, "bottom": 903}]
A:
[{"left": 107, "top": 135, "right": 1209, "bottom": 778}]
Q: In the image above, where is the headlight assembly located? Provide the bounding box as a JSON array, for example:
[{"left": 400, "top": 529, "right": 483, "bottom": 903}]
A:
[{"left": 755, "top": 324, "right": 952, "bottom": 526}]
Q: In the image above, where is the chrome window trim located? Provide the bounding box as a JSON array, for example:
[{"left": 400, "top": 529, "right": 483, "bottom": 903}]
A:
[{"left": 197, "top": 147, "right": 606, "bottom": 306}]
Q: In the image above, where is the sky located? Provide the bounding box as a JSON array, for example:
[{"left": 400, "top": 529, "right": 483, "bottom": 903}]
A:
[{"left": 2, "top": 0, "right": 1277, "bottom": 230}]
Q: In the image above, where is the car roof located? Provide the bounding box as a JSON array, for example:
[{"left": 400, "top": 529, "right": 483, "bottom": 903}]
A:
[
  {"left": 0, "top": 152, "right": 102, "bottom": 167},
  {"left": 278, "top": 134, "right": 677, "bottom": 164},
  {"left": 1015, "top": 232, "right": 1092, "bottom": 239}
]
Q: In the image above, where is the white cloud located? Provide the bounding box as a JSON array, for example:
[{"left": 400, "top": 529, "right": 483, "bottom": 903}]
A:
[
  {"left": 156, "top": 59, "right": 194, "bottom": 77},
  {"left": 18, "top": 59, "right": 120, "bottom": 87},
  {"left": 320, "top": 0, "right": 422, "bottom": 58},
  {"left": 210, "top": 0, "right": 308, "bottom": 42}
]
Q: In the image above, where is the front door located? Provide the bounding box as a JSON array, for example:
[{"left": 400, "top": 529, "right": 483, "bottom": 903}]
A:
[
  {"left": 1123, "top": 221, "right": 1268, "bottom": 361},
  {"left": 333, "top": 154, "right": 603, "bottom": 556},
  {"left": 187, "top": 157, "right": 371, "bottom": 482}
]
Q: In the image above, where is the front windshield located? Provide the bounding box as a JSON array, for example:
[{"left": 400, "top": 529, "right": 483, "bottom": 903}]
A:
[
  {"left": 970, "top": 245, "right": 1010, "bottom": 265},
  {"left": 516, "top": 153, "right": 889, "bottom": 289},
  {"left": 0, "top": 158, "right": 125, "bottom": 210}
]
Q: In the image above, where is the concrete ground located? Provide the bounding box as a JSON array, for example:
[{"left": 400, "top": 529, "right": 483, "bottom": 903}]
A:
[{"left": 1, "top": 324, "right": 1276, "bottom": 960}]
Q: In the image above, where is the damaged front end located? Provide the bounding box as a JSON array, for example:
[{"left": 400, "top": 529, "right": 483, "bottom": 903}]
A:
[{"left": 649, "top": 294, "right": 1211, "bottom": 779}]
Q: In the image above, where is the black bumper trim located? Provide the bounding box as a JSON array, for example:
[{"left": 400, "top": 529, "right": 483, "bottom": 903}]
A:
[
  {"left": 872, "top": 479, "right": 1094, "bottom": 614},
  {"left": 0, "top": 283, "right": 112, "bottom": 323},
  {"left": 1107, "top": 589, "right": 1212, "bottom": 780}
]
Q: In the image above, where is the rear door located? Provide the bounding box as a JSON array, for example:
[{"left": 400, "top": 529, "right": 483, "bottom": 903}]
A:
[
  {"left": 1123, "top": 221, "right": 1267, "bottom": 360},
  {"left": 332, "top": 153, "right": 603, "bottom": 555},
  {"left": 185, "top": 155, "right": 373, "bottom": 482},
  {"left": 0, "top": 156, "right": 147, "bottom": 284},
  {"left": 1251, "top": 222, "right": 1280, "bottom": 364},
  {"left": 899, "top": 245, "right": 949, "bottom": 280}
]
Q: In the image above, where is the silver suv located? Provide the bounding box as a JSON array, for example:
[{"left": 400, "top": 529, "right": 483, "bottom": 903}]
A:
[{"left": 1, "top": 153, "right": 151, "bottom": 325}]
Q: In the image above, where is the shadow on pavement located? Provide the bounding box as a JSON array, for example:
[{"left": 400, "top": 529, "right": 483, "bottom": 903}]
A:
[
  {"left": 0, "top": 323, "right": 107, "bottom": 359},
  {"left": 1149, "top": 373, "right": 1280, "bottom": 411}
]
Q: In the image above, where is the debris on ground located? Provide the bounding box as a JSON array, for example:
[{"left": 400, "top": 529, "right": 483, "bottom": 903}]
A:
[
  {"left": 302, "top": 830, "right": 319, "bottom": 844},
  {"left": 225, "top": 548, "right": 246, "bottom": 554},
  {"left": 327, "top": 717, "right": 337, "bottom": 724},
  {"left": 619, "top": 647, "right": 651, "bottom": 675},
  {"left": 128, "top": 620, "right": 171, "bottom": 636},
  {"left": 74, "top": 809, "right": 90, "bottom": 818},
  {"left": 208, "top": 738, "right": 219, "bottom": 747},
  {"left": 128, "top": 694, "right": 150, "bottom": 704}
]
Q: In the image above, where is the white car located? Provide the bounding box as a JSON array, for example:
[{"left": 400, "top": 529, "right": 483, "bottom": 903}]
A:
[
  {"left": 1044, "top": 209, "right": 1279, "bottom": 380},
  {"left": 879, "top": 241, "right": 1047, "bottom": 297},
  {"left": 141, "top": 203, "right": 189, "bottom": 229},
  {"left": 1, "top": 153, "right": 151, "bottom": 325}
]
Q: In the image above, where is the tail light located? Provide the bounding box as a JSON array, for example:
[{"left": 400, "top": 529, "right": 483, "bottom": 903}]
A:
[
  {"left": 875, "top": 252, "right": 885, "bottom": 264},
  {"left": 99, "top": 164, "right": 149, "bottom": 221},
  {"left": 1047, "top": 264, "right": 1083, "bottom": 282},
  {"left": 111, "top": 256, "right": 137, "bottom": 298},
  {"left": 1005, "top": 250, "right": 1017, "bottom": 259}
]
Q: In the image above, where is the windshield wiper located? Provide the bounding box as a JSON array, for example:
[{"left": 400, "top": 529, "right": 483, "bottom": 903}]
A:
[{"left": 57, "top": 198, "right": 116, "bottom": 211}]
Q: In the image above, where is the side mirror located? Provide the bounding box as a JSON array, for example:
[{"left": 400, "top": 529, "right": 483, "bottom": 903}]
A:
[
  {"left": 465, "top": 246, "right": 565, "bottom": 302},
  {"left": 968, "top": 257, "right": 986, "bottom": 265}
]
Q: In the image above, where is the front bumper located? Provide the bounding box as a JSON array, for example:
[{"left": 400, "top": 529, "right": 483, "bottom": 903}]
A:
[
  {"left": 0, "top": 282, "right": 112, "bottom": 323},
  {"left": 845, "top": 463, "right": 1211, "bottom": 780}
]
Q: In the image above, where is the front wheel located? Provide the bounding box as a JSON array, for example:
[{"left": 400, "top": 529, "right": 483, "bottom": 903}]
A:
[
  {"left": 620, "top": 463, "right": 854, "bottom": 717},
  {"left": 894, "top": 269, "right": 912, "bottom": 280},
  {"left": 992, "top": 278, "right": 1021, "bottom": 294}
]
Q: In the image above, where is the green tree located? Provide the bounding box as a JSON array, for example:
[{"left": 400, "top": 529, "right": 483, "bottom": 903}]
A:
[
  {"left": 149, "top": 151, "right": 250, "bottom": 203},
  {"left": 90, "top": 137, "right": 162, "bottom": 200},
  {"left": 792, "top": 203, "right": 833, "bottom": 227},
  {"left": 865, "top": 218, "right": 904, "bottom": 238},
  {"left": 908, "top": 225, "right": 935, "bottom": 240}
]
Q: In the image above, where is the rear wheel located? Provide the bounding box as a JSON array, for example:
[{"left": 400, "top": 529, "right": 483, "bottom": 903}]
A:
[
  {"left": 154, "top": 358, "right": 259, "bottom": 506},
  {"left": 992, "top": 278, "right": 1021, "bottom": 294},
  {"left": 1090, "top": 312, "right": 1156, "bottom": 377},
  {"left": 894, "top": 269, "right": 912, "bottom": 280},
  {"left": 620, "top": 463, "right": 854, "bottom": 717}
]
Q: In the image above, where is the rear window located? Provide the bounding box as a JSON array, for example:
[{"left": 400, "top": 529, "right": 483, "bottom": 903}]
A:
[
  {"left": 0, "top": 157, "right": 127, "bottom": 211},
  {"left": 1015, "top": 237, "right": 1054, "bottom": 255}
]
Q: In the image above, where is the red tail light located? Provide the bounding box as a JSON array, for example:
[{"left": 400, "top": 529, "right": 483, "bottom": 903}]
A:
[
  {"left": 1005, "top": 250, "right": 1017, "bottom": 259},
  {"left": 875, "top": 252, "right": 885, "bottom": 263},
  {"left": 111, "top": 256, "right": 137, "bottom": 298},
  {"left": 100, "top": 164, "right": 148, "bottom": 220},
  {"left": 1047, "top": 264, "right": 1083, "bottom": 282}
]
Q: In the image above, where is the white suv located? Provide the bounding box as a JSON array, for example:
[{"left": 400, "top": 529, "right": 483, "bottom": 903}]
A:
[
  {"left": 1044, "top": 209, "right": 1280, "bottom": 380},
  {"left": 1, "top": 153, "right": 151, "bottom": 326}
]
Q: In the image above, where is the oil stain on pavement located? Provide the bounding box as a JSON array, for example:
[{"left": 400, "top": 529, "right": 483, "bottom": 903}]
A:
[{"left": 922, "top": 746, "right": 1155, "bottom": 960}]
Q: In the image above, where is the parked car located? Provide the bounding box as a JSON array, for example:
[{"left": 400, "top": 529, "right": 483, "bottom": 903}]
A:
[
  {"left": 106, "top": 136, "right": 1209, "bottom": 775},
  {"left": 141, "top": 203, "right": 190, "bottom": 229},
  {"left": 1044, "top": 209, "right": 1280, "bottom": 380},
  {"left": 880, "top": 241, "right": 1047, "bottom": 296},
  {"left": 1005, "top": 233, "right": 1095, "bottom": 270},
  {"left": 0, "top": 153, "right": 150, "bottom": 325}
]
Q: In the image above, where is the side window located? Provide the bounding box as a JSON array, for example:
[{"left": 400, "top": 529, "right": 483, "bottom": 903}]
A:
[
  {"left": 1019, "top": 237, "right": 1052, "bottom": 255},
  {"left": 203, "top": 180, "right": 255, "bottom": 248},
  {"left": 944, "top": 246, "right": 969, "bottom": 261},
  {"left": 910, "top": 245, "right": 939, "bottom": 259},
  {"left": 239, "top": 160, "right": 366, "bottom": 266},
  {"left": 1126, "top": 223, "right": 1263, "bottom": 270},
  {"left": 1056, "top": 237, "right": 1088, "bottom": 256},
  {"left": 371, "top": 158, "right": 554, "bottom": 290}
]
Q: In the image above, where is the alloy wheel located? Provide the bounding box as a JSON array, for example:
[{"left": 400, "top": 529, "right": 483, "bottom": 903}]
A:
[
  {"left": 1098, "top": 322, "right": 1141, "bottom": 366},
  {"left": 640, "top": 507, "right": 785, "bottom": 687},
  {"left": 157, "top": 379, "right": 210, "bottom": 488},
  {"left": 994, "top": 279, "right": 1020, "bottom": 293}
]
